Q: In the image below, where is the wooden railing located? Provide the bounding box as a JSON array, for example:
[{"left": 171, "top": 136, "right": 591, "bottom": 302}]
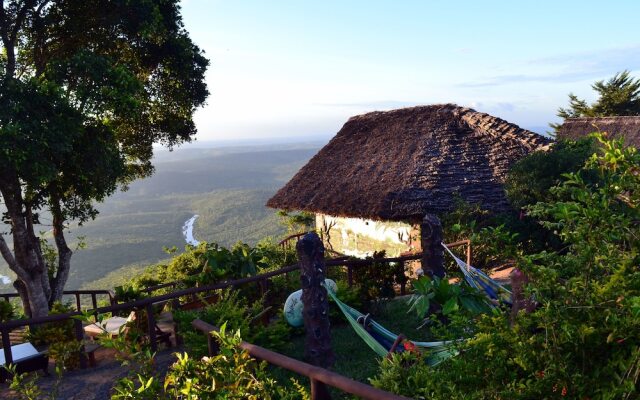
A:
[
  {"left": 0, "top": 240, "right": 472, "bottom": 375},
  {"left": 278, "top": 231, "right": 308, "bottom": 250},
  {"left": 0, "top": 289, "right": 116, "bottom": 312},
  {"left": 191, "top": 319, "right": 410, "bottom": 400}
]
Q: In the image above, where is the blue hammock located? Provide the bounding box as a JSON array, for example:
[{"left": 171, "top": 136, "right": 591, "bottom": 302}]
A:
[{"left": 441, "top": 242, "right": 512, "bottom": 306}]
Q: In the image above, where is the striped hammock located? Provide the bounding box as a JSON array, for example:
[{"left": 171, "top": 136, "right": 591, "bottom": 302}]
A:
[
  {"left": 326, "top": 287, "right": 458, "bottom": 366},
  {"left": 441, "top": 242, "right": 512, "bottom": 306}
]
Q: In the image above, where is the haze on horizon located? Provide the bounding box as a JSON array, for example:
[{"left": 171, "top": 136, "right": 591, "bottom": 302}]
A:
[{"left": 181, "top": 0, "right": 640, "bottom": 141}]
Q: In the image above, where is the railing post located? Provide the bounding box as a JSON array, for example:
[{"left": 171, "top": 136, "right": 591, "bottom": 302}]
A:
[
  {"left": 1, "top": 328, "right": 13, "bottom": 365},
  {"left": 145, "top": 304, "right": 157, "bottom": 352},
  {"left": 206, "top": 332, "right": 219, "bottom": 356},
  {"left": 91, "top": 294, "right": 98, "bottom": 310},
  {"left": 420, "top": 214, "right": 445, "bottom": 278},
  {"left": 259, "top": 278, "right": 270, "bottom": 325},
  {"left": 311, "top": 378, "right": 332, "bottom": 400},
  {"left": 398, "top": 262, "right": 406, "bottom": 296},
  {"left": 74, "top": 318, "right": 88, "bottom": 369},
  {"left": 297, "top": 232, "right": 335, "bottom": 369},
  {"left": 347, "top": 265, "right": 353, "bottom": 287},
  {"left": 75, "top": 293, "right": 82, "bottom": 312}
]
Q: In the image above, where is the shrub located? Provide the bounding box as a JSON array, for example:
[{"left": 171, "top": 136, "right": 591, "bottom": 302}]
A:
[
  {"left": 163, "top": 326, "right": 309, "bottom": 399},
  {"left": 0, "top": 300, "right": 14, "bottom": 322},
  {"left": 173, "top": 288, "right": 292, "bottom": 358},
  {"left": 27, "top": 302, "right": 81, "bottom": 370}
]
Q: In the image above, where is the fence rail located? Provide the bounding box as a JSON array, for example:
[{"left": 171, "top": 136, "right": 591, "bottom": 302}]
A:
[
  {"left": 1, "top": 290, "right": 116, "bottom": 312},
  {"left": 191, "top": 319, "right": 410, "bottom": 400},
  {"left": 0, "top": 240, "right": 472, "bottom": 376}
]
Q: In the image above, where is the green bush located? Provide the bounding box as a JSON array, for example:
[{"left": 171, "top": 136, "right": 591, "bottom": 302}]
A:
[
  {"left": 163, "top": 326, "right": 309, "bottom": 399},
  {"left": 352, "top": 251, "right": 407, "bottom": 303},
  {"left": 0, "top": 301, "right": 15, "bottom": 322},
  {"left": 27, "top": 302, "right": 82, "bottom": 369},
  {"left": 505, "top": 138, "right": 597, "bottom": 209},
  {"left": 173, "top": 288, "right": 292, "bottom": 358},
  {"left": 132, "top": 239, "right": 293, "bottom": 292}
]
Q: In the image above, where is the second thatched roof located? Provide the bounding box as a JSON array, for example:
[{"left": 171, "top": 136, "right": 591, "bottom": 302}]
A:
[
  {"left": 557, "top": 116, "right": 640, "bottom": 148},
  {"left": 267, "top": 104, "right": 551, "bottom": 221}
]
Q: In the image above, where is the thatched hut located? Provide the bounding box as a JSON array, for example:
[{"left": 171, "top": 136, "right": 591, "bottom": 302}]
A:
[
  {"left": 267, "top": 104, "right": 551, "bottom": 257},
  {"left": 557, "top": 116, "right": 640, "bottom": 148}
]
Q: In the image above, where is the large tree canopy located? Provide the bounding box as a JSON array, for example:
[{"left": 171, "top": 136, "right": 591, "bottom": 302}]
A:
[{"left": 0, "top": 0, "right": 208, "bottom": 317}]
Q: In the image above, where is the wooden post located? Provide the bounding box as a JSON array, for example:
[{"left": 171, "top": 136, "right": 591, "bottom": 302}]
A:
[
  {"left": 311, "top": 378, "right": 332, "bottom": 400},
  {"left": 91, "top": 294, "right": 98, "bottom": 310},
  {"left": 2, "top": 328, "right": 12, "bottom": 365},
  {"left": 74, "top": 318, "right": 88, "bottom": 369},
  {"left": 420, "top": 214, "right": 445, "bottom": 278},
  {"left": 75, "top": 293, "right": 82, "bottom": 312},
  {"left": 145, "top": 304, "right": 157, "bottom": 352},
  {"left": 297, "top": 232, "right": 335, "bottom": 369},
  {"left": 206, "top": 333, "right": 219, "bottom": 356}
]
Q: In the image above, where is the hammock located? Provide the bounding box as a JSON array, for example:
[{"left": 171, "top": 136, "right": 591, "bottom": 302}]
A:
[
  {"left": 441, "top": 242, "right": 512, "bottom": 306},
  {"left": 325, "top": 287, "right": 458, "bottom": 366}
]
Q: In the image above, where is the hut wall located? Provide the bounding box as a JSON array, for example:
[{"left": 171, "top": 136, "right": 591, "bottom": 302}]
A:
[{"left": 315, "top": 213, "right": 420, "bottom": 257}]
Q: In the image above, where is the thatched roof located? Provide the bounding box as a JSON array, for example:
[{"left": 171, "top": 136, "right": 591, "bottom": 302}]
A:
[
  {"left": 267, "top": 104, "right": 551, "bottom": 221},
  {"left": 557, "top": 116, "right": 640, "bottom": 148}
]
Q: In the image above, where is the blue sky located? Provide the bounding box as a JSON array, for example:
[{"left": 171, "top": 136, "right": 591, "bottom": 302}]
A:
[{"left": 180, "top": 0, "right": 640, "bottom": 140}]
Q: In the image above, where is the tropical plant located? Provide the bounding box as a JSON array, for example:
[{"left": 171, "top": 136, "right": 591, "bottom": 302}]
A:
[{"left": 407, "top": 276, "right": 492, "bottom": 319}]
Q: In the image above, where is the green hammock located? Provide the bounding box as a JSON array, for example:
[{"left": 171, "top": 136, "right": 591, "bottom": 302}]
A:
[{"left": 326, "top": 287, "right": 458, "bottom": 366}]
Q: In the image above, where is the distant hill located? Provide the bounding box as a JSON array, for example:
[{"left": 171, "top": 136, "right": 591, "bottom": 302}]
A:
[{"left": 0, "top": 142, "right": 321, "bottom": 292}]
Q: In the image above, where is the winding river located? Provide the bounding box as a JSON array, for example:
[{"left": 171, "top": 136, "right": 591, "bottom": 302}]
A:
[{"left": 182, "top": 214, "right": 201, "bottom": 246}]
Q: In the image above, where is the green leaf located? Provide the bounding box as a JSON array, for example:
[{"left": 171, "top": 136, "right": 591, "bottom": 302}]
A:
[{"left": 442, "top": 298, "right": 459, "bottom": 315}]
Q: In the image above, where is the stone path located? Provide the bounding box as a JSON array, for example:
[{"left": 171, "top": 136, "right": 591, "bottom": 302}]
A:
[{"left": 0, "top": 346, "right": 181, "bottom": 400}]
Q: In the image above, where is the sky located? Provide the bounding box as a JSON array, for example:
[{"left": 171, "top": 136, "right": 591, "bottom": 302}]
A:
[{"left": 180, "top": 0, "right": 640, "bottom": 141}]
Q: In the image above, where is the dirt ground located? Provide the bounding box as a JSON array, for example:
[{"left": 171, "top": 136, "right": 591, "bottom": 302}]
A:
[{"left": 0, "top": 346, "right": 181, "bottom": 400}]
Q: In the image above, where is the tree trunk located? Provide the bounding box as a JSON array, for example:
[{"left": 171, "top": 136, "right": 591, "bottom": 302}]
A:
[
  {"left": 0, "top": 175, "right": 50, "bottom": 318},
  {"left": 49, "top": 200, "right": 72, "bottom": 304}
]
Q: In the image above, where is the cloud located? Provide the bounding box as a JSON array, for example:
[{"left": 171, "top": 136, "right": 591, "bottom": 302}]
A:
[
  {"left": 313, "top": 100, "right": 425, "bottom": 109},
  {"left": 457, "top": 44, "right": 640, "bottom": 88}
]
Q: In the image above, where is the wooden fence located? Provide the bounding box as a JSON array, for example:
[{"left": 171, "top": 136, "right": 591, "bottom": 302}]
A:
[
  {"left": 1, "top": 290, "right": 116, "bottom": 312},
  {"left": 0, "top": 239, "right": 472, "bottom": 396},
  {"left": 192, "top": 319, "right": 411, "bottom": 400}
]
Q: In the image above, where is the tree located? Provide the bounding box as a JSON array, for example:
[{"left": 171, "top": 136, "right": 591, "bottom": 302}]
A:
[
  {"left": 505, "top": 138, "right": 597, "bottom": 209},
  {"left": 552, "top": 70, "right": 640, "bottom": 131},
  {"left": 0, "top": 1, "right": 208, "bottom": 317}
]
